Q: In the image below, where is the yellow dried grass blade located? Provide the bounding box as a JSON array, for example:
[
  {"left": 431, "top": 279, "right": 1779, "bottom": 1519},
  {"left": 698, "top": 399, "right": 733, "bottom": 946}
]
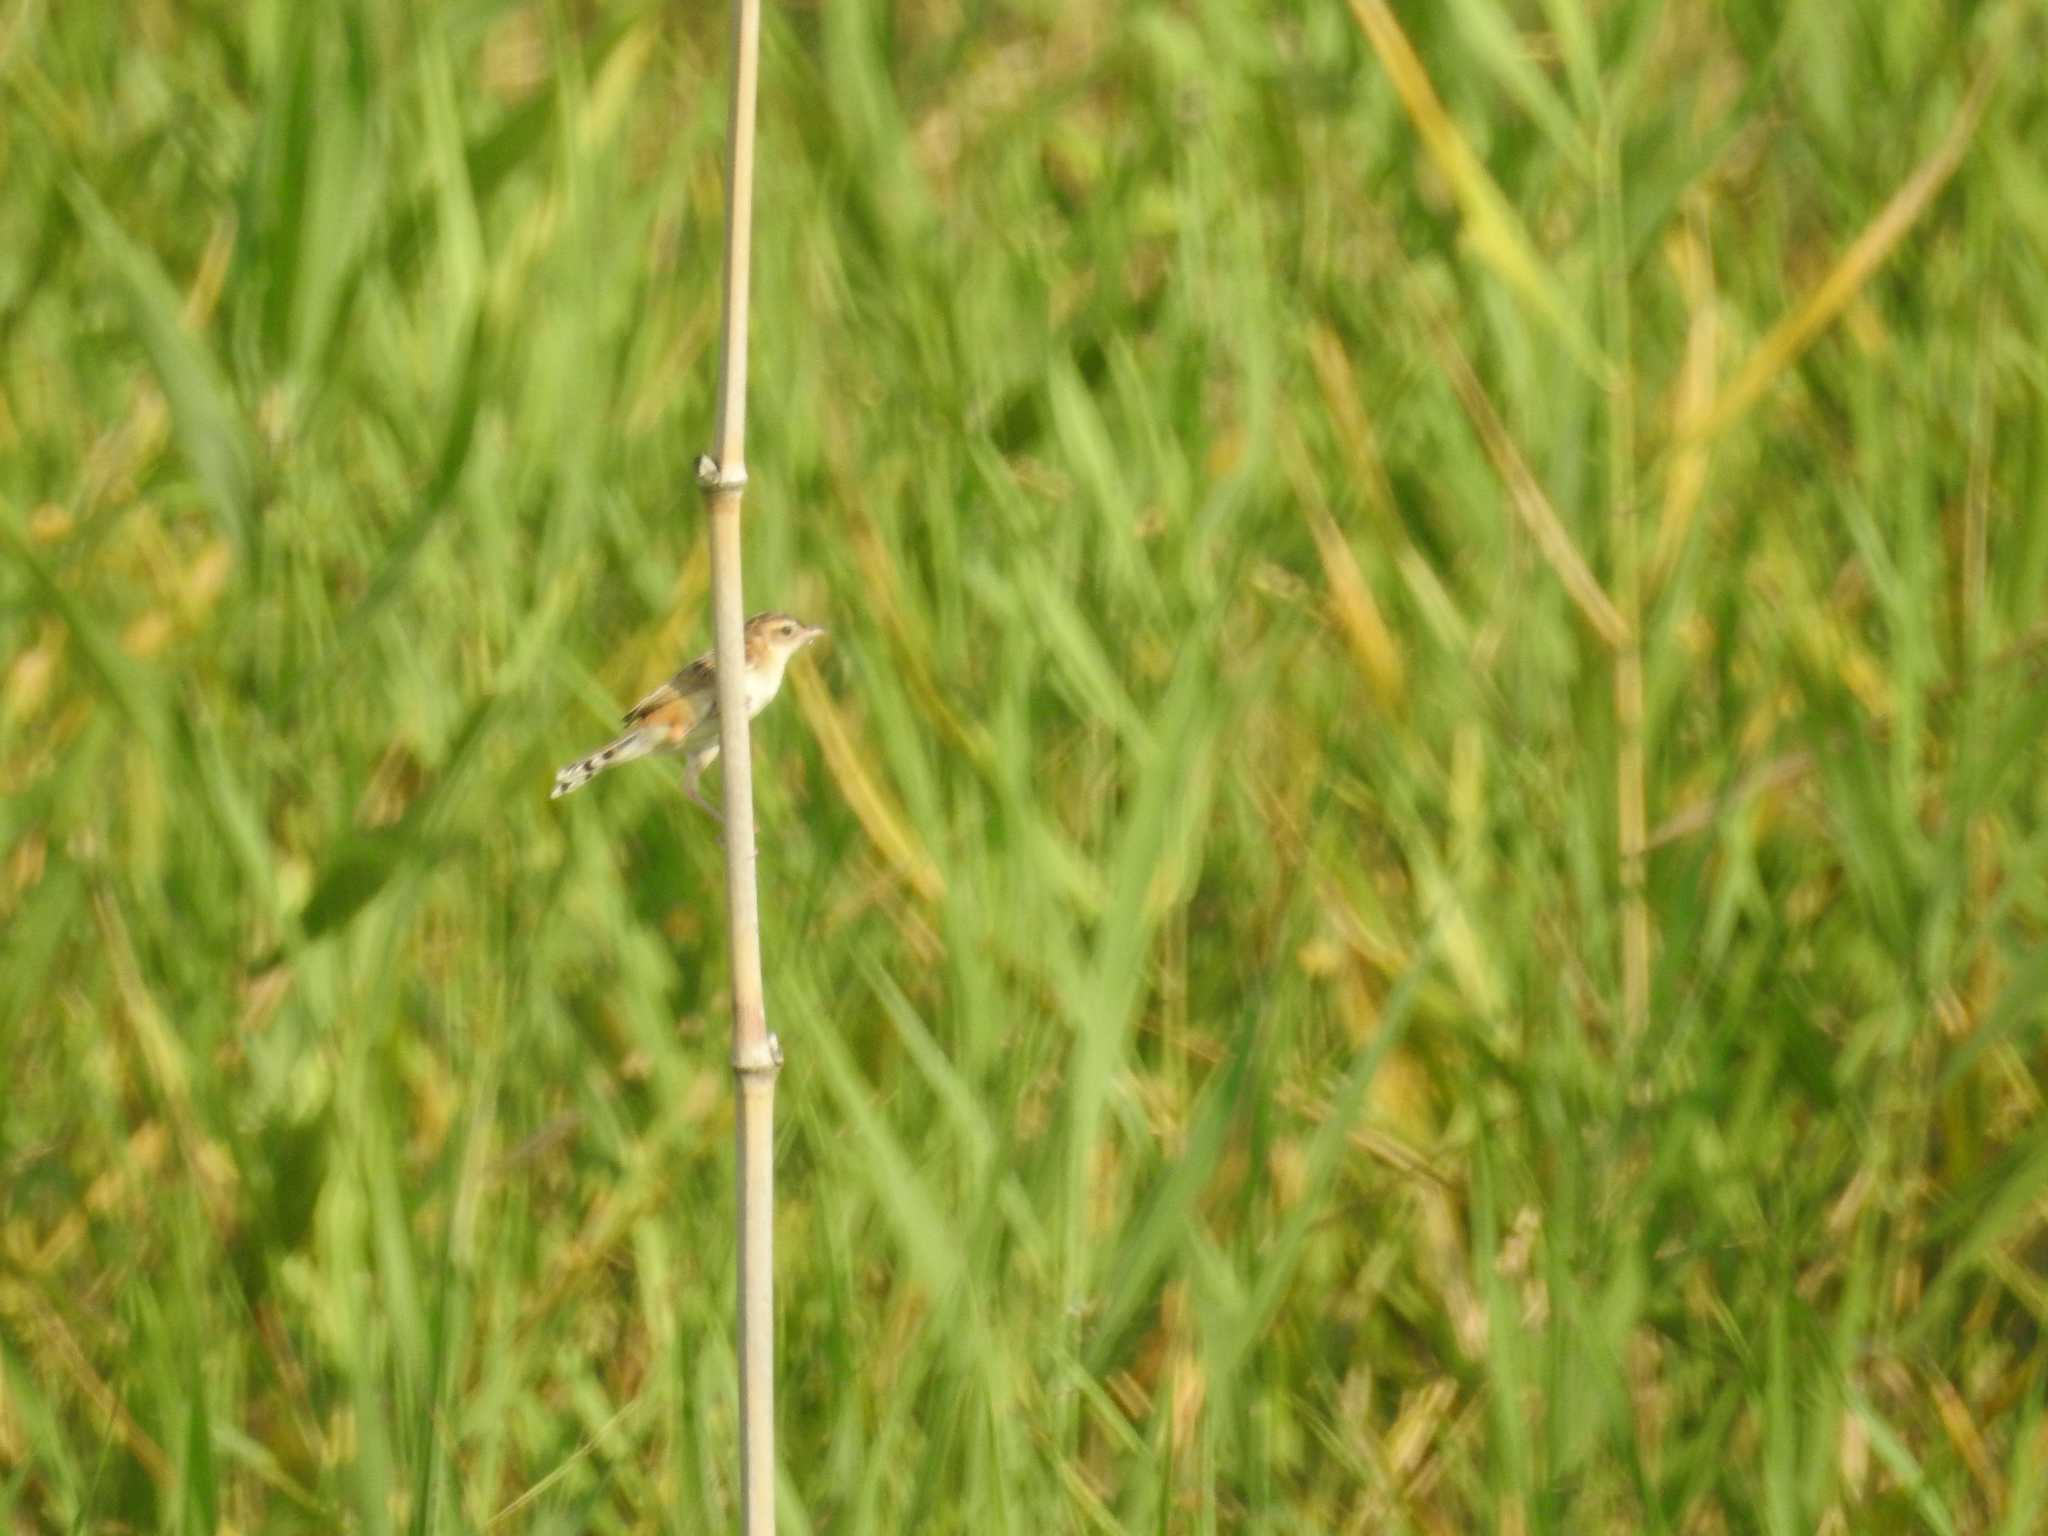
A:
[
  {"left": 1305, "top": 323, "right": 1401, "bottom": 526},
  {"left": 1348, "top": 0, "right": 1608, "bottom": 379},
  {"left": 791, "top": 664, "right": 944, "bottom": 904},
  {"left": 1689, "top": 70, "right": 1993, "bottom": 446},
  {"left": 1306, "top": 499, "right": 1407, "bottom": 712},
  {"left": 1652, "top": 209, "right": 1719, "bottom": 585}
]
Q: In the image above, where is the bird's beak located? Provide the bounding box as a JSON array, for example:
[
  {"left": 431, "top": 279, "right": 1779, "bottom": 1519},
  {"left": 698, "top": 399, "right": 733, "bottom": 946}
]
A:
[{"left": 800, "top": 625, "right": 827, "bottom": 648}]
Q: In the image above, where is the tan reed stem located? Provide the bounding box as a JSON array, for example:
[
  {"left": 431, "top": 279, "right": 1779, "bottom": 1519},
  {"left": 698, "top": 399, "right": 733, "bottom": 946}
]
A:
[{"left": 696, "top": 0, "right": 776, "bottom": 1527}]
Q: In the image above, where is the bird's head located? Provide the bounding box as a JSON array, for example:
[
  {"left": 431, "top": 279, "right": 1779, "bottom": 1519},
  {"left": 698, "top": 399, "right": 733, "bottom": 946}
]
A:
[{"left": 743, "top": 612, "right": 827, "bottom": 673}]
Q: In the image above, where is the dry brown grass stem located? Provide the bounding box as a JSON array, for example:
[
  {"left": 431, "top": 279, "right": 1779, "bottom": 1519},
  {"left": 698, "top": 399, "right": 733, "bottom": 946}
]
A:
[{"left": 1415, "top": 299, "right": 1630, "bottom": 651}]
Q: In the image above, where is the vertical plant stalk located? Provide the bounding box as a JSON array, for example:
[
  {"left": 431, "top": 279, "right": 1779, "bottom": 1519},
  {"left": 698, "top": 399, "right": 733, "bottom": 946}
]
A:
[
  {"left": 696, "top": 0, "right": 776, "bottom": 1528},
  {"left": 1598, "top": 121, "right": 1650, "bottom": 1041}
]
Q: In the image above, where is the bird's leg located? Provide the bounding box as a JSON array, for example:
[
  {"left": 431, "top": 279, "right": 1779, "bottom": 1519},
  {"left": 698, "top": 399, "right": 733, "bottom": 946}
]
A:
[{"left": 684, "top": 753, "right": 725, "bottom": 829}]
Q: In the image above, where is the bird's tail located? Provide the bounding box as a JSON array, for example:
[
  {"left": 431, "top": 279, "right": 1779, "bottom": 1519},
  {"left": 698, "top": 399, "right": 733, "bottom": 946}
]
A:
[{"left": 551, "top": 726, "right": 661, "bottom": 799}]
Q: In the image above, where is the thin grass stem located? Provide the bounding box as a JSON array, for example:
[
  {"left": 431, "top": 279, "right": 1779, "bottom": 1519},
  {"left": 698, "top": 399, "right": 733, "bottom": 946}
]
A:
[{"left": 1598, "top": 116, "right": 1650, "bottom": 1041}]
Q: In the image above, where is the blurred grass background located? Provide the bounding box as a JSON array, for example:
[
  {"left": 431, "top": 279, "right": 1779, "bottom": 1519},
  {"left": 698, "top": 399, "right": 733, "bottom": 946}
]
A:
[{"left": 5, "top": 0, "right": 2048, "bottom": 1529}]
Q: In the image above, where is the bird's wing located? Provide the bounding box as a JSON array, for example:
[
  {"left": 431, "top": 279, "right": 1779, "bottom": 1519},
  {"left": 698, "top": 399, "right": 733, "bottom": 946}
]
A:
[{"left": 622, "top": 653, "right": 716, "bottom": 741}]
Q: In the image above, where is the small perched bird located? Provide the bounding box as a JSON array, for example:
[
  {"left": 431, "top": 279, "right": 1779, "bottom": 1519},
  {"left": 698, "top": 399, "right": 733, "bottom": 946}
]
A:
[{"left": 551, "top": 611, "right": 826, "bottom": 819}]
